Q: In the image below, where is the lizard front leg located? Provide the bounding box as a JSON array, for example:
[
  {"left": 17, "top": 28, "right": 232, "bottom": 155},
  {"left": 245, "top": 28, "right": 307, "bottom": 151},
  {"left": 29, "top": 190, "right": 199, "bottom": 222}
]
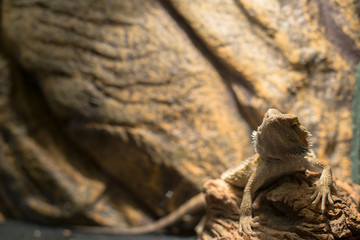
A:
[
  {"left": 310, "top": 165, "right": 334, "bottom": 213},
  {"left": 237, "top": 167, "right": 264, "bottom": 236},
  {"left": 305, "top": 156, "right": 334, "bottom": 213},
  {"left": 221, "top": 155, "right": 264, "bottom": 235}
]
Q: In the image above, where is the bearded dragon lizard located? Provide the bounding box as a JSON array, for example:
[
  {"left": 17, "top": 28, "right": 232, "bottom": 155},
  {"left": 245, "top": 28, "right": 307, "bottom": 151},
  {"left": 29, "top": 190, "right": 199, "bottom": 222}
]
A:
[
  {"left": 220, "top": 108, "right": 334, "bottom": 235},
  {"left": 76, "top": 108, "right": 334, "bottom": 236}
]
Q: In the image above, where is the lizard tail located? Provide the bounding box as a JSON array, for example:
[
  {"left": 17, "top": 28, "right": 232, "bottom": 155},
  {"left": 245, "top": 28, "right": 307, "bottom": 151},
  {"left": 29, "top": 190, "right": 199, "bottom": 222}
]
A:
[{"left": 74, "top": 193, "right": 206, "bottom": 235}]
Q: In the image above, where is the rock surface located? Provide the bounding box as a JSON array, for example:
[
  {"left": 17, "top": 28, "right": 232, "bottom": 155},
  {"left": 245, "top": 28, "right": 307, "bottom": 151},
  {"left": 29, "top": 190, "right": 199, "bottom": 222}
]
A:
[
  {"left": 0, "top": 0, "right": 359, "bottom": 228},
  {"left": 199, "top": 175, "right": 360, "bottom": 240}
]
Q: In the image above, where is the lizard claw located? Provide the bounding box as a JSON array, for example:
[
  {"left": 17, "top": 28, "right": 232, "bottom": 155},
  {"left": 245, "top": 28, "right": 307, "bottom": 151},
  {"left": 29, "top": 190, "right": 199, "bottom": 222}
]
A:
[
  {"left": 310, "top": 184, "right": 334, "bottom": 213},
  {"left": 239, "top": 216, "right": 259, "bottom": 236}
]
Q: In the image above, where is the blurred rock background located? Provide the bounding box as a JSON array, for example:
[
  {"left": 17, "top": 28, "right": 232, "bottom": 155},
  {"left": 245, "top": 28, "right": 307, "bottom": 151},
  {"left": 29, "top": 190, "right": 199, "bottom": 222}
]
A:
[{"left": 0, "top": 0, "right": 359, "bottom": 230}]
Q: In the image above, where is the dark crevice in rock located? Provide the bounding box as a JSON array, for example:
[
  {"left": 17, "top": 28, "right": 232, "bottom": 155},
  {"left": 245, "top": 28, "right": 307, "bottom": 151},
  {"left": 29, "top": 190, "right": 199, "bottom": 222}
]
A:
[
  {"left": 318, "top": 0, "right": 360, "bottom": 66},
  {"left": 159, "top": 0, "right": 263, "bottom": 129}
]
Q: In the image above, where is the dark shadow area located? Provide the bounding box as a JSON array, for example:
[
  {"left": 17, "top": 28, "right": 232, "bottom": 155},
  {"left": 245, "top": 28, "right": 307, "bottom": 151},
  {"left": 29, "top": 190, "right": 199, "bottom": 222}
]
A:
[{"left": 0, "top": 220, "right": 196, "bottom": 240}]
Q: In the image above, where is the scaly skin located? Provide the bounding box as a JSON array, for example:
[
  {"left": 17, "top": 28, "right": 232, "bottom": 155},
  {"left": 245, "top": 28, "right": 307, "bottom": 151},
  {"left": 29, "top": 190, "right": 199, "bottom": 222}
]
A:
[{"left": 221, "top": 108, "right": 334, "bottom": 236}]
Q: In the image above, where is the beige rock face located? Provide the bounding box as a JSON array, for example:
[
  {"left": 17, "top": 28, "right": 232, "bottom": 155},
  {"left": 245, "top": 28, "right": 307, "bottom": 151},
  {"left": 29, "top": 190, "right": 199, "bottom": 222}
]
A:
[{"left": 0, "top": 0, "right": 359, "bottom": 228}]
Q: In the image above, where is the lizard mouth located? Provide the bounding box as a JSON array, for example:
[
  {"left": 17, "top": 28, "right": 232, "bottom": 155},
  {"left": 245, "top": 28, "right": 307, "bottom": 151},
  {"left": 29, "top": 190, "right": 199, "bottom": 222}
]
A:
[{"left": 295, "top": 124, "right": 311, "bottom": 147}]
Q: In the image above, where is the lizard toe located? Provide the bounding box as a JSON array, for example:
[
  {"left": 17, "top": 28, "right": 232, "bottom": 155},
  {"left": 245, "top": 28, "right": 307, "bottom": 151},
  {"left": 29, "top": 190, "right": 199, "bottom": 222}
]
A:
[
  {"left": 311, "top": 184, "right": 333, "bottom": 214},
  {"left": 239, "top": 216, "right": 258, "bottom": 237}
]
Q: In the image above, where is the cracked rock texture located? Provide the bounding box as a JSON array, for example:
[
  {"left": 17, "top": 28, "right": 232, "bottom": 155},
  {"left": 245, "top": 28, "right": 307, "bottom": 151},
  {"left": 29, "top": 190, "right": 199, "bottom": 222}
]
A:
[
  {"left": 0, "top": 0, "right": 359, "bottom": 229},
  {"left": 199, "top": 174, "right": 360, "bottom": 240}
]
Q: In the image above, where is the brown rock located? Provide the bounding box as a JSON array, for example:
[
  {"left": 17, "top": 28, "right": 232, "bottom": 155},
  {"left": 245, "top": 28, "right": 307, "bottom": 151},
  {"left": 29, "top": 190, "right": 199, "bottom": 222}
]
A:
[
  {"left": 0, "top": 0, "right": 359, "bottom": 228},
  {"left": 199, "top": 174, "right": 360, "bottom": 239}
]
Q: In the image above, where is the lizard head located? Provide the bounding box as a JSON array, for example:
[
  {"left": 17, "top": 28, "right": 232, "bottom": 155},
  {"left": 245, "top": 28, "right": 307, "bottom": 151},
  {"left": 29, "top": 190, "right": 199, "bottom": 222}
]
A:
[{"left": 252, "top": 108, "right": 311, "bottom": 159}]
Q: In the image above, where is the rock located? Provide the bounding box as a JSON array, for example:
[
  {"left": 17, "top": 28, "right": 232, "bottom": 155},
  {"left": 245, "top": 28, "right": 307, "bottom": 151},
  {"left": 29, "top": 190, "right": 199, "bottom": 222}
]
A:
[
  {"left": 199, "top": 173, "right": 360, "bottom": 239},
  {"left": 0, "top": 0, "right": 359, "bottom": 228}
]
